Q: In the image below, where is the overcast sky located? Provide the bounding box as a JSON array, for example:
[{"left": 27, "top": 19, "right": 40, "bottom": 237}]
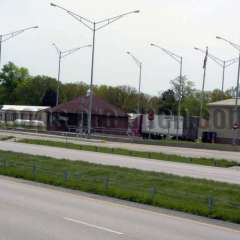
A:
[{"left": 1, "top": 0, "right": 240, "bottom": 96}]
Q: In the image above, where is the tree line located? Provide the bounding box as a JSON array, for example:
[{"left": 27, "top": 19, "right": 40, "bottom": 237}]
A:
[{"left": 0, "top": 62, "right": 233, "bottom": 118}]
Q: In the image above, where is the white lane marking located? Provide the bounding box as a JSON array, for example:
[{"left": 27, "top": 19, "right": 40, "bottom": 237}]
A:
[{"left": 64, "top": 217, "right": 124, "bottom": 235}]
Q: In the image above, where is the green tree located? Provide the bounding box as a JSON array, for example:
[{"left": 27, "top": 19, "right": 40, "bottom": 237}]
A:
[
  {"left": 15, "top": 75, "right": 57, "bottom": 105},
  {"left": 159, "top": 89, "right": 178, "bottom": 114},
  {"left": 2, "top": 61, "right": 237, "bottom": 119},
  {"left": 61, "top": 82, "right": 88, "bottom": 102},
  {"left": 147, "top": 96, "right": 161, "bottom": 113},
  {"left": 0, "top": 62, "right": 30, "bottom": 104},
  {"left": 0, "top": 85, "right": 5, "bottom": 104},
  {"left": 225, "top": 87, "right": 235, "bottom": 98},
  {"left": 94, "top": 85, "right": 139, "bottom": 113},
  {"left": 170, "top": 75, "right": 195, "bottom": 100},
  {"left": 210, "top": 89, "right": 231, "bottom": 102},
  {"left": 181, "top": 90, "right": 210, "bottom": 118}
]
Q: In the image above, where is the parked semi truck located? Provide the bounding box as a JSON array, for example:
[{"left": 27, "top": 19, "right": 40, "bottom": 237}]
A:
[
  {"left": 141, "top": 114, "right": 183, "bottom": 139},
  {"left": 129, "top": 114, "right": 199, "bottom": 141}
]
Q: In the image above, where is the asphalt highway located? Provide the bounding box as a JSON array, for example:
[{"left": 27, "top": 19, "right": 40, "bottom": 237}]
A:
[
  {"left": 0, "top": 176, "right": 239, "bottom": 240},
  {"left": 0, "top": 141, "right": 240, "bottom": 184}
]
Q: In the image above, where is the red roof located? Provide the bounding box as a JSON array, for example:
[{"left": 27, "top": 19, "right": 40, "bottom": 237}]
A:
[{"left": 49, "top": 96, "right": 128, "bottom": 117}]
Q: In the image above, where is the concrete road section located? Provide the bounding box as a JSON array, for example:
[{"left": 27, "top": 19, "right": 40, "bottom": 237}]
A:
[
  {"left": 0, "top": 141, "right": 240, "bottom": 184},
  {"left": 1, "top": 129, "right": 240, "bottom": 163},
  {"left": 0, "top": 176, "right": 239, "bottom": 240}
]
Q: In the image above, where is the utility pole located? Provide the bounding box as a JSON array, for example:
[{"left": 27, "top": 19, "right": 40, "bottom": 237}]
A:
[
  {"left": 0, "top": 35, "right": 2, "bottom": 68},
  {"left": 199, "top": 47, "right": 208, "bottom": 124}
]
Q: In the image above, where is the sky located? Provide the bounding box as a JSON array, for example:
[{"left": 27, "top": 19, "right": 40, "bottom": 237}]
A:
[{"left": 0, "top": 0, "right": 240, "bottom": 96}]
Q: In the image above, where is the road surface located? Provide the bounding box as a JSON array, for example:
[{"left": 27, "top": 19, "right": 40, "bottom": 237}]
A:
[
  {"left": 0, "top": 141, "right": 240, "bottom": 184},
  {"left": 1, "top": 129, "right": 240, "bottom": 162},
  {"left": 0, "top": 176, "right": 239, "bottom": 240}
]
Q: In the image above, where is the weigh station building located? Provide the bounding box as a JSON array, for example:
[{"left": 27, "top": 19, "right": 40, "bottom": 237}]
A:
[{"left": 48, "top": 96, "right": 129, "bottom": 135}]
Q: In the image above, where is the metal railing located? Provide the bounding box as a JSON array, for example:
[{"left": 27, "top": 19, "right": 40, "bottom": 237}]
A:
[{"left": 0, "top": 157, "right": 239, "bottom": 221}]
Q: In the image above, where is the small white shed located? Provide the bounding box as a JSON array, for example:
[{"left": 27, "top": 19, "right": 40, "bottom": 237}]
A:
[{"left": 0, "top": 105, "right": 49, "bottom": 127}]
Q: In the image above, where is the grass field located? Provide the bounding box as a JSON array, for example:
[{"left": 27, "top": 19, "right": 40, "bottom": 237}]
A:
[
  {"left": 19, "top": 138, "right": 240, "bottom": 168},
  {"left": 0, "top": 150, "right": 240, "bottom": 223}
]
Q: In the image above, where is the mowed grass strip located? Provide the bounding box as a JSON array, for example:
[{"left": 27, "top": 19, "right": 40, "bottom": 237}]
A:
[
  {"left": 0, "top": 150, "right": 240, "bottom": 223},
  {"left": 19, "top": 138, "right": 240, "bottom": 168},
  {"left": 0, "top": 135, "right": 15, "bottom": 141}
]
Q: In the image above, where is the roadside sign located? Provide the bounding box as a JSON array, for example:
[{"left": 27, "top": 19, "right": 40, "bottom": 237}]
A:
[
  {"left": 148, "top": 110, "right": 155, "bottom": 121},
  {"left": 233, "top": 123, "right": 239, "bottom": 130}
]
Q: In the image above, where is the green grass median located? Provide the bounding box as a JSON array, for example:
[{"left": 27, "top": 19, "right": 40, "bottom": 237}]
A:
[
  {"left": 0, "top": 136, "right": 15, "bottom": 141},
  {"left": 19, "top": 138, "right": 240, "bottom": 168},
  {"left": 0, "top": 150, "right": 240, "bottom": 223}
]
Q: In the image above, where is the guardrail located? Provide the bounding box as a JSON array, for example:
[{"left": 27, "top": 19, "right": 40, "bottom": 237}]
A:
[{"left": 0, "top": 157, "right": 239, "bottom": 222}]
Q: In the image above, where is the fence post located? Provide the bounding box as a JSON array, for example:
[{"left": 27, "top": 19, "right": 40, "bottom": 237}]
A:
[
  {"left": 150, "top": 187, "right": 157, "bottom": 201},
  {"left": 104, "top": 176, "right": 109, "bottom": 191},
  {"left": 65, "top": 133, "right": 68, "bottom": 145},
  {"left": 64, "top": 170, "right": 69, "bottom": 181},
  {"left": 3, "top": 159, "right": 6, "bottom": 168},
  {"left": 208, "top": 196, "right": 214, "bottom": 212},
  {"left": 75, "top": 172, "right": 81, "bottom": 180},
  {"left": 32, "top": 164, "right": 37, "bottom": 177}
]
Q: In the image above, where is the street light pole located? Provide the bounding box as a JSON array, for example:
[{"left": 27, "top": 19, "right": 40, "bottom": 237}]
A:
[
  {"left": 222, "top": 61, "right": 226, "bottom": 93},
  {"left": 194, "top": 47, "right": 238, "bottom": 94},
  {"left": 232, "top": 52, "right": 240, "bottom": 145},
  {"left": 236, "top": 52, "right": 240, "bottom": 104},
  {"left": 178, "top": 56, "right": 183, "bottom": 139},
  {"left": 0, "top": 35, "right": 2, "bottom": 68},
  {"left": 88, "top": 23, "right": 96, "bottom": 136},
  {"left": 0, "top": 26, "right": 39, "bottom": 68},
  {"left": 56, "top": 51, "right": 62, "bottom": 106},
  {"left": 150, "top": 43, "right": 183, "bottom": 141},
  {"left": 51, "top": 3, "right": 140, "bottom": 136},
  {"left": 126, "top": 52, "right": 142, "bottom": 114},
  {"left": 216, "top": 36, "right": 240, "bottom": 144},
  {"left": 52, "top": 43, "right": 92, "bottom": 106},
  {"left": 138, "top": 63, "right": 142, "bottom": 114}
]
